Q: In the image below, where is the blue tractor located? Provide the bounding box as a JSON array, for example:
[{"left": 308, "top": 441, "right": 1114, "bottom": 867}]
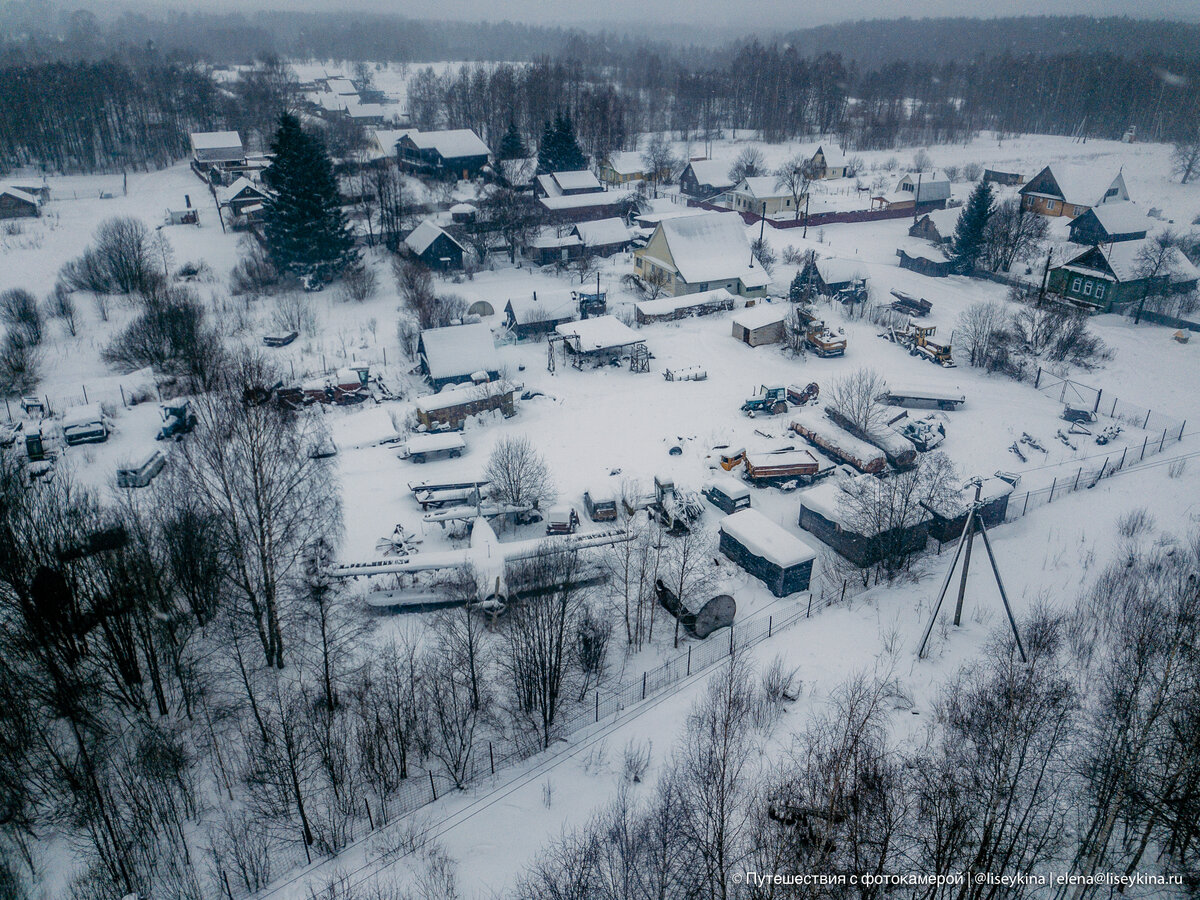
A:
[
  {"left": 740, "top": 385, "right": 789, "bottom": 417},
  {"left": 158, "top": 400, "right": 198, "bottom": 441}
]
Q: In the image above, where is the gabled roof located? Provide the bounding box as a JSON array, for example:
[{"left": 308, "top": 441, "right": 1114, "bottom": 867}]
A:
[
  {"left": 813, "top": 144, "right": 846, "bottom": 167},
  {"left": 408, "top": 129, "right": 490, "bottom": 159},
  {"left": 405, "top": 220, "right": 465, "bottom": 256},
  {"left": 572, "top": 217, "right": 630, "bottom": 247},
  {"left": 604, "top": 150, "right": 645, "bottom": 176},
  {"left": 540, "top": 191, "right": 632, "bottom": 211},
  {"left": 1079, "top": 201, "right": 1150, "bottom": 236},
  {"left": 731, "top": 176, "right": 791, "bottom": 200},
  {"left": 1022, "top": 165, "right": 1124, "bottom": 207},
  {"left": 732, "top": 303, "right": 787, "bottom": 329},
  {"left": 0, "top": 185, "right": 38, "bottom": 205},
  {"left": 216, "top": 176, "right": 267, "bottom": 204},
  {"left": 419, "top": 323, "right": 501, "bottom": 380},
  {"left": 649, "top": 212, "right": 772, "bottom": 288},
  {"left": 636, "top": 287, "right": 737, "bottom": 318},
  {"left": 505, "top": 291, "right": 578, "bottom": 324},
  {"left": 324, "top": 77, "right": 358, "bottom": 95},
  {"left": 189, "top": 130, "right": 242, "bottom": 151},
  {"left": 721, "top": 508, "right": 817, "bottom": 568},
  {"left": 1062, "top": 241, "right": 1199, "bottom": 284},
  {"left": 684, "top": 159, "right": 734, "bottom": 189}
]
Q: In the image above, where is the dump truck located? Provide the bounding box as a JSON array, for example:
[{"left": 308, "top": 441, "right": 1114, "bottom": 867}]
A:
[
  {"left": 885, "top": 322, "right": 955, "bottom": 367},
  {"left": 796, "top": 308, "right": 847, "bottom": 357},
  {"left": 787, "top": 382, "right": 820, "bottom": 406},
  {"left": 741, "top": 385, "right": 789, "bottom": 417}
]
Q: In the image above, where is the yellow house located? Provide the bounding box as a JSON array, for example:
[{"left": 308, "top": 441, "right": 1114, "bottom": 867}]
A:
[
  {"left": 1019, "top": 165, "right": 1129, "bottom": 218},
  {"left": 633, "top": 212, "right": 772, "bottom": 298},
  {"left": 599, "top": 150, "right": 646, "bottom": 186}
]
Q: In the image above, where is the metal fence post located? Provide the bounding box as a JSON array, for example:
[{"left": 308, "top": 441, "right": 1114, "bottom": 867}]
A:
[
  {"left": 729, "top": 624, "right": 735, "bottom": 655},
  {"left": 768, "top": 615, "right": 773, "bottom": 638},
  {"left": 595, "top": 691, "right": 599, "bottom": 722},
  {"left": 1180, "top": 420, "right": 1186, "bottom": 441},
  {"left": 1119, "top": 447, "right": 1127, "bottom": 469},
  {"left": 1111, "top": 396, "right": 1118, "bottom": 417},
  {"left": 1141, "top": 436, "right": 1148, "bottom": 461},
  {"left": 1022, "top": 492, "right": 1030, "bottom": 515},
  {"left": 429, "top": 769, "right": 437, "bottom": 800},
  {"left": 1073, "top": 467, "right": 1081, "bottom": 491},
  {"left": 642, "top": 672, "right": 647, "bottom": 699},
  {"left": 1143, "top": 409, "right": 1151, "bottom": 430},
  {"left": 1049, "top": 477, "right": 1057, "bottom": 502},
  {"left": 687, "top": 646, "right": 692, "bottom": 676},
  {"left": 1159, "top": 430, "right": 1167, "bottom": 452},
  {"left": 490, "top": 741, "right": 495, "bottom": 774}
]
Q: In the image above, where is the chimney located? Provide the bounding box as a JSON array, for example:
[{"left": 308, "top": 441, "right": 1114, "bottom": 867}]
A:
[{"left": 185, "top": 194, "right": 191, "bottom": 208}]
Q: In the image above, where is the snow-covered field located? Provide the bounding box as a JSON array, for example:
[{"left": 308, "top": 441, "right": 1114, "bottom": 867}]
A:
[{"left": 5, "top": 128, "right": 1199, "bottom": 898}]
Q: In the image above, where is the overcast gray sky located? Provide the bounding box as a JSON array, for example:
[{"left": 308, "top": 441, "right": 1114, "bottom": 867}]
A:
[{"left": 136, "top": 0, "right": 1198, "bottom": 30}]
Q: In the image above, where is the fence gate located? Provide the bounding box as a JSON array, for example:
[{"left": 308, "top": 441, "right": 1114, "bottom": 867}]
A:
[{"left": 1034, "top": 367, "right": 1101, "bottom": 412}]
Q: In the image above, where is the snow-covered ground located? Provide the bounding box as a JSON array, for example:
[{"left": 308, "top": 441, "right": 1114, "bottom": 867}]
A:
[{"left": 4, "top": 127, "right": 1199, "bottom": 898}]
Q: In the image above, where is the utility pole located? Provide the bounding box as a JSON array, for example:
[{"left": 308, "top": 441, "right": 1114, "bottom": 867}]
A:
[{"left": 803, "top": 193, "right": 810, "bottom": 239}]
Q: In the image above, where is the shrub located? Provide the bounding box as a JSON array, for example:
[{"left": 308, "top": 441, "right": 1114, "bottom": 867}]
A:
[
  {"left": 59, "top": 216, "right": 163, "bottom": 296},
  {"left": 0, "top": 288, "right": 43, "bottom": 345},
  {"left": 102, "top": 288, "right": 225, "bottom": 387},
  {"left": 230, "top": 241, "right": 280, "bottom": 296},
  {"left": 0, "top": 332, "right": 40, "bottom": 395}
]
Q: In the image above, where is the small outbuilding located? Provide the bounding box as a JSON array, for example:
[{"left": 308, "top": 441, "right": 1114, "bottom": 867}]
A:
[
  {"left": 635, "top": 287, "right": 736, "bottom": 325},
  {"left": 571, "top": 217, "right": 632, "bottom": 257},
  {"left": 703, "top": 476, "right": 752, "bottom": 514},
  {"left": 398, "top": 129, "right": 491, "bottom": 180},
  {"left": 414, "top": 380, "right": 516, "bottom": 430},
  {"left": 921, "top": 476, "right": 1016, "bottom": 543},
  {"left": 0, "top": 185, "right": 40, "bottom": 219},
  {"left": 731, "top": 304, "right": 787, "bottom": 347},
  {"left": 418, "top": 323, "right": 502, "bottom": 389},
  {"left": 189, "top": 131, "right": 244, "bottom": 167},
  {"left": 718, "top": 508, "right": 818, "bottom": 598},
  {"left": 798, "top": 256, "right": 869, "bottom": 297},
  {"left": 405, "top": 220, "right": 467, "bottom": 271},
  {"left": 983, "top": 168, "right": 1023, "bottom": 186},
  {"left": 525, "top": 228, "right": 584, "bottom": 266}
]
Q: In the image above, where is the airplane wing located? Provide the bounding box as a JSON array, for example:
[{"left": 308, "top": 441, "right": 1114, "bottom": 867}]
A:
[
  {"left": 497, "top": 526, "right": 633, "bottom": 564},
  {"left": 327, "top": 548, "right": 470, "bottom": 578}
]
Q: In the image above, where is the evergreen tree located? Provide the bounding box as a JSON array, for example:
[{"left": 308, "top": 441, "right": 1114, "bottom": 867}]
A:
[
  {"left": 553, "top": 110, "right": 587, "bottom": 171},
  {"left": 950, "top": 181, "right": 994, "bottom": 275},
  {"left": 497, "top": 120, "right": 527, "bottom": 161},
  {"left": 788, "top": 270, "right": 806, "bottom": 303},
  {"left": 262, "top": 113, "right": 357, "bottom": 281},
  {"left": 536, "top": 119, "right": 558, "bottom": 174}
]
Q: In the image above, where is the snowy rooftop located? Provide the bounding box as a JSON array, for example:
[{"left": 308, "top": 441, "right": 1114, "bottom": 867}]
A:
[
  {"left": 409, "top": 129, "right": 490, "bottom": 158},
  {"left": 61, "top": 403, "right": 105, "bottom": 428},
  {"left": 405, "top": 219, "right": 464, "bottom": 256},
  {"left": 329, "top": 407, "right": 399, "bottom": 450},
  {"left": 813, "top": 144, "right": 847, "bottom": 167},
  {"left": 420, "top": 323, "right": 500, "bottom": 380},
  {"left": 685, "top": 159, "right": 733, "bottom": 188},
  {"left": 1084, "top": 201, "right": 1151, "bottom": 235},
  {"left": 189, "top": 130, "right": 242, "bottom": 151},
  {"left": 814, "top": 257, "right": 868, "bottom": 285},
  {"left": 605, "top": 150, "right": 645, "bottom": 175},
  {"left": 705, "top": 474, "right": 751, "bottom": 501},
  {"left": 652, "top": 213, "right": 773, "bottom": 288},
  {"left": 572, "top": 217, "right": 630, "bottom": 247},
  {"left": 415, "top": 380, "right": 515, "bottom": 413},
  {"left": 529, "top": 228, "right": 583, "bottom": 250},
  {"left": 505, "top": 291, "right": 578, "bottom": 323},
  {"left": 1, "top": 185, "right": 38, "bottom": 205},
  {"left": 555, "top": 315, "right": 642, "bottom": 351},
  {"left": 1027, "top": 164, "right": 1122, "bottom": 207},
  {"left": 798, "top": 475, "right": 870, "bottom": 532},
  {"left": 636, "top": 287, "right": 737, "bottom": 318},
  {"left": 540, "top": 191, "right": 631, "bottom": 211},
  {"left": 406, "top": 432, "right": 466, "bottom": 453},
  {"left": 791, "top": 407, "right": 885, "bottom": 465},
  {"left": 370, "top": 128, "right": 414, "bottom": 157},
  {"left": 733, "top": 176, "right": 790, "bottom": 199},
  {"left": 732, "top": 303, "right": 786, "bottom": 329},
  {"left": 551, "top": 170, "right": 603, "bottom": 192},
  {"left": 1066, "top": 241, "right": 1200, "bottom": 284},
  {"left": 720, "top": 508, "right": 818, "bottom": 569},
  {"left": 325, "top": 77, "right": 357, "bottom": 95},
  {"left": 216, "top": 177, "right": 264, "bottom": 204},
  {"left": 923, "top": 476, "right": 1016, "bottom": 519}
]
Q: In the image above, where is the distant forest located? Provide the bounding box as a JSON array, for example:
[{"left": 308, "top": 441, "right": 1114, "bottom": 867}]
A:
[{"left": 1, "top": 8, "right": 1198, "bottom": 173}]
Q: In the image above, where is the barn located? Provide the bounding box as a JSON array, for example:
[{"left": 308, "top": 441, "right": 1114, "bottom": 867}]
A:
[
  {"left": 418, "top": 323, "right": 502, "bottom": 389},
  {"left": 414, "top": 380, "right": 516, "bottom": 430},
  {"left": 731, "top": 304, "right": 786, "bottom": 347},
  {"left": 718, "top": 508, "right": 818, "bottom": 598},
  {"left": 635, "top": 287, "right": 736, "bottom": 324},
  {"left": 405, "top": 220, "right": 467, "bottom": 271}
]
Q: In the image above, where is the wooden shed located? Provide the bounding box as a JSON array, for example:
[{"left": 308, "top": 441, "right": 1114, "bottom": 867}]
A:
[
  {"left": 0, "top": 185, "right": 39, "bottom": 219},
  {"left": 635, "top": 287, "right": 736, "bottom": 324},
  {"left": 731, "top": 304, "right": 786, "bottom": 347},
  {"left": 414, "top": 380, "right": 516, "bottom": 430},
  {"left": 718, "top": 508, "right": 817, "bottom": 598}
]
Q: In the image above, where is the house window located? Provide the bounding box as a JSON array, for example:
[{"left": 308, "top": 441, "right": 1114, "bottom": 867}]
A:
[
  {"left": 1047, "top": 200, "right": 1058, "bottom": 211},
  {"left": 1095, "top": 284, "right": 1106, "bottom": 300},
  {"left": 1071, "top": 277, "right": 1082, "bottom": 292},
  {"left": 1104, "top": 187, "right": 1118, "bottom": 199},
  {"left": 1073, "top": 206, "right": 1083, "bottom": 217},
  {"left": 1083, "top": 280, "right": 1094, "bottom": 296}
]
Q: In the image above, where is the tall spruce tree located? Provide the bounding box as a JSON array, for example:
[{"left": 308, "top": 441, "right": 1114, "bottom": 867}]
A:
[
  {"left": 950, "top": 181, "right": 994, "bottom": 275},
  {"left": 497, "top": 120, "right": 527, "bottom": 162},
  {"left": 262, "top": 113, "right": 357, "bottom": 281},
  {"left": 536, "top": 119, "right": 558, "bottom": 174},
  {"left": 553, "top": 110, "right": 587, "bottom": 171}
]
